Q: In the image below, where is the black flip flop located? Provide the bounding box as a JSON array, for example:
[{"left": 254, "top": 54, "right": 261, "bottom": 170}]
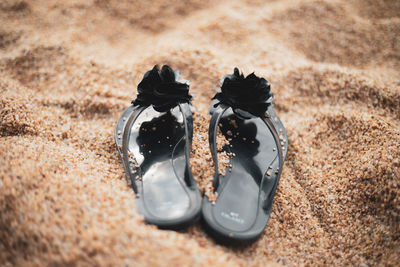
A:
[
  {"left": 202, "top": 68, "right": 288, "bottom": 244},
  {"left": 115, "top": 65, "right": 201, "bottom": 229}
]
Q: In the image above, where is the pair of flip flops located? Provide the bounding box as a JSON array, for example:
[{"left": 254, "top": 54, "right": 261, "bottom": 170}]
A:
[{"left": 115, "top": 65, "right": 288, "bottom": 245}]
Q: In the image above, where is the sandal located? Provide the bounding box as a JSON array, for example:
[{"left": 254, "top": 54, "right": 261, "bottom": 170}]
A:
[
  {"left": 202, "top": 68, "right": 288, "bottom": 244},
  {"left": 115, "top": 65, "right": 201, "bottom": 229}
]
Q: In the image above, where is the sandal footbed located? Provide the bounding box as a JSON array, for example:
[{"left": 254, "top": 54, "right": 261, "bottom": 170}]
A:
[
  {"left": 202, "top": 106, "right": 288, "bottom": 244},
  {"left": 116, "top": 106, "right": 201, "bottom": 229}
]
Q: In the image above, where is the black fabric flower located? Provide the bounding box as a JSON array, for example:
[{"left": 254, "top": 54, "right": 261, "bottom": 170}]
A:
[
  {"left": 132, "top": 65, "right": 192, "bottom": 112},
  {"left": 213, "top": 68, "right": 273, "bottom": 118}
]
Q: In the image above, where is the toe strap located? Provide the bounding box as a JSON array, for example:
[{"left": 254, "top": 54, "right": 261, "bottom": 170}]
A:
[
  {"left": 122, "top": 105, "right": 146, "bottom": 194},
  {"left": 208, "top": 104, "right": 230, "bottom": 191},
  {"left": 178, "top": 103, "right": 196, "bottom": 188},
  {"left": 261, "top": 107, "right": 284, "bottom": 211}
]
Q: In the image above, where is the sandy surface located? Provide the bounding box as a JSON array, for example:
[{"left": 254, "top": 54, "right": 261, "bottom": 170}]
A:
[{"left": 1, "top": 0, "right": 400, "bottom": 266}]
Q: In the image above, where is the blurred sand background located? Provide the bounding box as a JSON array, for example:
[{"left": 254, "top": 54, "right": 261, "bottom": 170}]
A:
[{"left": 1, "top": 0, "right": 399, "bottom": 266}]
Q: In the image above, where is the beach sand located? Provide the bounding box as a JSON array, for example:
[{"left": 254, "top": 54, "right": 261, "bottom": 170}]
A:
[{"left": 1, "top": 0, "right": 399, "bottom": 265}]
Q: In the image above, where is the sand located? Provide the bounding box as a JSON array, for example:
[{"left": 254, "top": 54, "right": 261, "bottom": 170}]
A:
[{"left": 1, "top": 0, "right": 399, "bottom": 266}]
